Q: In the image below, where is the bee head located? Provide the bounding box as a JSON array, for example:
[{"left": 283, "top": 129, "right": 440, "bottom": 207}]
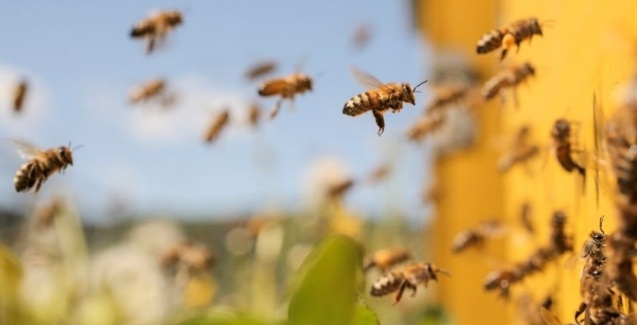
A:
[
  {"left": 164, "top": 10, "right": 183, "bottom": 26},
  {"left": 522, "top": 62, "right": 536, "bottom": 76},
  {"left": 530, "top": 18, "right": 543, "bottom": 36},
  {"left": 552, "top": 119, "right": 570, "bottom": 138},
  {"left": 402, "top": 80, "right": 428, "bottom": 105},
  {"left": 301, "top": 76, "right": 313, "bottom": 91},
  {"left": 57, "top": 146, "right": 74, "bottom": 165}
]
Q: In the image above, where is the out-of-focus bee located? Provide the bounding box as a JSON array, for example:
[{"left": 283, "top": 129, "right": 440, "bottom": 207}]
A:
[
  {"left": 13, "top": 140, "right": 76, "bottom": 193},
  {"left": 370, "top": 262, "right": 449, "bottom": 304},
  {"left": 12, "top": 79, "right": 28, "bottom": 113},
  {"left": 129, "top": 78, "right": 175, "bottom": 108},
  {"left": 516, "top": 294, "right": 554, "bottom": 325},
  {"left": 130, "top": 9, "right": 183, "bottom": 54},
  {"left": 367, "top": 162, "right": 391, "bottom": 184},
  {"left": 498, "top": 125, "right": 540, "bottom": 173},
  {"left": 405, "top": 110, "right": 446, "bottom": 142},
  {"left": 482, "top": 62, "right": 535, "bottom": 104},
  {"left": 34, "top": 198, "right": 64, "bottom": 229},
  {"left": 425, "top": 85, "right": 472, "bottom": 113},
  {"left": 363, "top": 247, "right": 411, "bottom": 273},
  {"left": 343, "top": 68, "right": 427, "bottom": 136},
  {"left": 551, "top": 119, "right": 585, "bottom": 178},
  {"left": 476, "top": 18, "right": 545, "bottom": 60},
  {"left": 203, "top": 109, "right": 230, "bottom": 143},
  {"left": 520, "top": 202, "right": 534, "bottom": 234},
  {"left": 161, "top": 240, "right": 215, "bottom": 273},
  {"left": 452, "top": 220, "right": 505, "bottom": 253},
  {"left": 244, "top": 61, "right": 278, "bottom": 81},
  {"left": 258, "top": 72, "right": 313, "bottom": 119},
  {"left": 485, "top": 212, "right": 571, "bottom": 299},
  {"left": 247, "top": 102, "right": 261, "bottom": 128},
  {"left": 325, "top": 178, "right": 354, "bottom": 202},
  {"left": 350, "top": 23, "right": 373, "bottom": 51}
]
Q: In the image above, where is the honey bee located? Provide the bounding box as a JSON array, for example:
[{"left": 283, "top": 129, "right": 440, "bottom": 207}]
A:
[
  {"left": 452, "top": 220, "right": 505, "bottom": 253},
  {"left": 350, "top": 23, "right": 373, "bottom": 51},
  {"left": 363, "top": 247, "right": 411, "bottom": 273},
  {"left": 482, "top": 62, "right": 535, "bottom": 104},
  {"left": 370, "top": 262, "right": 449, "bottom": 304},
  {"left": 406, "top": 110, "right": 447, "bottom": 142},
  {"left": 161, "top": 240, "right": 215, "bottom": 273},
  {"left": 552, "top": 119, "right": 585, "bottom": 178},
  {"left": 425, "top": 85, "right": 471, "bottom": 113},
  {"left": 258, "top": 72, "right": 313, "bottom": 119},
  {"left": 476, "top": 18, "right": 544, "bottom": 60},
  {"left": 367, "top": 162, "right": 391, "bottom": 184},
  {"left": 244, "top": 61, "right": 278, "bottom": 81},
  {"left": 203, "top": 109, "right": 230, "bottom": 143},
  {"left": 129, "top": 78, "right": 175, "bottom": 107},
  {"left": 497, "top": 126, "right": 540, "bottom": 173},
  {"left": 247, "top": 102, "right": 261, "bottom": 128},
  {"left": 130, "top": 10, "right": 183, "bottom": 54},
  {"left": 12, "top": 79, "right": 28, "bottom": 113},
  {"left": 343, "top": 68, "right": 427, "bottom": 136},
  {"left": 325, "top": 178, "right": 355, "bottom": 201},
  {"left": 485, "top": 212, "right": 571, "bottom": 299},
  {"left": 12, "top": 140, "right": 76, "bottom": 193}
]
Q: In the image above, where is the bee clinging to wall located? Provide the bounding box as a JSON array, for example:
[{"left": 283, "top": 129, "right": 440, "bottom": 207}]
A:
[
  {"left": 482, "top": 62, "right": 535, "bottom": 105},
  {"left": 244, "top": 61, "right": 278, "bottom": 81},
  {"left": 130, "top": 9, "right": 183, "bottom": 54},
  {"left": 370, "top": 262, "right": 449, "bottom": 304},
  {"left": 405, "top": 110, "right": 446, "bottom": 142},
  {"left": 203, "top": 109, "right": 230, "bottom": 144},
  {"left": 452, "top": 220, "right": 505, "bottom": 253},
  {"left": 363, "top": 247, "right": 411, "bottom": 273},
  {"left": 476, "top": 18, "right": 545, "bottom": 60},
  {"left": 258, "top": 72, "right": 313, "bottom": 119},
  {"left": 129, "top": 78, "right": 175, "bottom": 108},
  {"left": 551, "top": 118, "right": 585, "bottom": 178},
  {"left": 12, "top": 140, "right": 77, "bottom": 193},
  {"left": 12, "top": 79, "right": 28, "bottom": 113},
  {"left": 343, "top": 68, "right": 427, "bottom": 136},
  {"left": 497, "top": 125, "right": 540, "bottom": 173}
]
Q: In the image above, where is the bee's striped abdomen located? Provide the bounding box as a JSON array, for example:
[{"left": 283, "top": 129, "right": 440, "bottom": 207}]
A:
[
  {"left": 14, "top": 162, "right": 37, "bottom": 192},
  {"left": 476, "top": 28, "right": 507, "bottom": 54},
  {"left": 370, "top": 272, "right": 404, "bottom": 297},
  {"left": 343, "top": 91, "right": 374, "bottom": 116}
]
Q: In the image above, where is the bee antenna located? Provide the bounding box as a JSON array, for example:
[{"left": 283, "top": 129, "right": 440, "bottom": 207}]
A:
[
  {"left": 599, "top": 215, "right": 605, "bottom": 234},
  {"left": 541, "top": 19, "right": 555, "bottom": 28},
  {"left": 413, "top": 80, "right": 428, "bottom": 93},
  {"left": 72, "top": 143, "right": 85, "bottom": 151}
]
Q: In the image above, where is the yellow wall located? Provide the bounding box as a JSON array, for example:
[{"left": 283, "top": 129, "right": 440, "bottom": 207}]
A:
[{"left": 417, "top": 0, "right": 637, "bottom": 324}]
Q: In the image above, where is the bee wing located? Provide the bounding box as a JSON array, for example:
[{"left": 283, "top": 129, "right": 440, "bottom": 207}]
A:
[
  {"left": 350, "top": 67, "right": 391, "bottom": 91},
  {"left": 10, "top": 139, "right": 44, "bottom": 159},
  {"left": 539, "top": 307, "right": 562, "bottom": 325},
  {"left": 563, "top": 252, "right": 584, "bottom": 270}
]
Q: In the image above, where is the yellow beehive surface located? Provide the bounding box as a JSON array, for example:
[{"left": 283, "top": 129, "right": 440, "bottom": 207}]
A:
[{"left": 417, "top": 0, "right": 637, "bottom": 324}]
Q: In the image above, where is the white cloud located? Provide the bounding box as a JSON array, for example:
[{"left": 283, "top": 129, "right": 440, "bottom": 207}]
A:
[{"left": 0, "top": 63, "right": 53, "bottom": 139}]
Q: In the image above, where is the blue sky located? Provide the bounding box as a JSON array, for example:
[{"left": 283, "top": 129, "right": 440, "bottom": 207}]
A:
[{"left": 0, "top": 0, "right": 434, "bottom": 223}]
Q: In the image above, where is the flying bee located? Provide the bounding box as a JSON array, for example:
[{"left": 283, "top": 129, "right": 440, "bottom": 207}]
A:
[
  {"left": 367, "top": 162, "right": 391, "bottom": 184},
  {"left": 452, "top": 220, "right": 505, "bottom": 253},
  {"left": 370, "top": 262, "right": 449, "bottom": 304},
  {"left": 12, "top": 79, "right": 28, "bottom": 113},
  {"left": 363, "top": 247, "right": 411, "bottom": 273},
  {"left": 343, "top": 68, "right": 427, "bottom": 136},
  {"left": 12, "top": 140, "right": 77, "bottom": 193},
  {"left": 161, "top": 240, "right": 215, "bottom": 274},
  {"left": 325, "top": 178, "right": 355, "bottom": 202},
  {"left": 497, "top": 125, "right": 540, "bottom": 173},
  {"left": 203, "top": 109, "right": 230, "bottom": 143},
  {"left": 482, "top": 62, "right": 535, "bottom": 105},
  {"left": 350, "top": 22, "right": 373, "bottom": 51},
  {"left": 476, "top": 17, "right": 545, "bottom": 60},
  {"left": 244, "top": 61, "right": 278, "bottom": 81},
  {"left": 258, "top": 72, "right": 312, "bottom": 119},
  {"left": 129, "top": 78, "right": 175, "bottom": 108},
  {"left": 425, "top": 85, "right": 471, "bottom": 113},
  {"left": 551, "top": 118, "right": 585, "bottom": 178},
  {"left": 406, "top": 110, "right": 446, "bottom": 142},
  {"left": 247, "top": 102, "right": 261, "bottom": 128},
  {"left": 130, "top": 9, "right": 183, "bottom": 54}
]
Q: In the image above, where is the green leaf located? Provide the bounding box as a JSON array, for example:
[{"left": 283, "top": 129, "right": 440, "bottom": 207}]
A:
[
  {"left": 173, "top": 311, "right": 273, "bottom": 325},
  {"left": 352, "top": 300, "right": 380, "bottom": 325},
  {"left": 287, "top": 235, "right": 363, "bottom": 325}
]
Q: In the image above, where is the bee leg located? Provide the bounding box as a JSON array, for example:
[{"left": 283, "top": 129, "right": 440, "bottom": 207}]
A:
[
  {"left": 270, "top": 100, "right": 283, "bottom": 119},
  {"left": 410, "top": 283, "right": 418, "bottom": 297},
  {"left": 499, "top": 48, "right": 508, "bottom": 61},
  {"left": 392, "top": 280, "right": 409, "bottom": 305},
  {"left": 373, "top": 110, "right": 385, "bottom": 136},
  {"left": 512, "top": 89, "right": 520, "bottom": 109},
  {"left": 34, "top": 178, "right": 44, "bottom": 193},
  {"left": 145, "top": 37, "right": 156, "bottom": 54},
  {"left": 574, "top": 302, "right": 586, "bottom": 324}
]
